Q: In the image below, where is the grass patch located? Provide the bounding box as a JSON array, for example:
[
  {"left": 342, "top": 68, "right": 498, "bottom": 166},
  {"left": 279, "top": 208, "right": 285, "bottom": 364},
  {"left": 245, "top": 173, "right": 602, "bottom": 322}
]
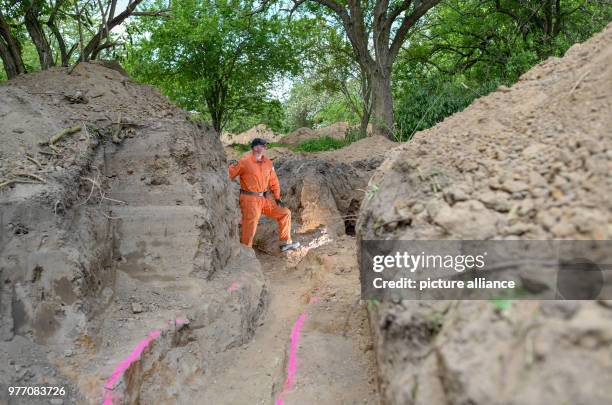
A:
[{"left": 292, "top": 136, "right": 349, "bottom": 152}]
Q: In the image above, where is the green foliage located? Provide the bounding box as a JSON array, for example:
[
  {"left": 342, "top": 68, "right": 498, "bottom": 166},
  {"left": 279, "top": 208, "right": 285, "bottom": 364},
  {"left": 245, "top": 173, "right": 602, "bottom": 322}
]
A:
[
  {"left": 121, "top": 0, "right": 311, "bottom": 132},
  {"left": 344, "top": 126, "right": 367, "bottom": 143},
  {"left": 366, "top": 183, "right": 379, "bottom": 201},
  {"left": 225, "top": 99, "right": 289, "bottom": 134},
  {"left": 283, "top": 21, "right": 367, "bottom": 132},
  {"left": 366, "top": 299, "right": 380, "bottom": 311},
  {"left": 398, "top": 0, "right": 612, "bottom": 85},
  {"left": 292, "top": 136, "right": 349, "bottom": 152},
  {"left": 306, "top": 23, "right": 367, "bottom": 128},
  {"left": 284, "top": 77, "right": 360, "bottom": 131},
  {"left": 394, "top": 77, "right": 502, "bottom": 141},
  {"left": 490, "top": 299, "right": 513, "bottom": 312}
]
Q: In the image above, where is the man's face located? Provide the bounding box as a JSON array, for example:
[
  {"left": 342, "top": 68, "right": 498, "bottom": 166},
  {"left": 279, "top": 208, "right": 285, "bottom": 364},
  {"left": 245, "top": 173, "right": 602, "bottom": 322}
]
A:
[{"left": 252, "top": 144, "right": 266, "bottom": 154}]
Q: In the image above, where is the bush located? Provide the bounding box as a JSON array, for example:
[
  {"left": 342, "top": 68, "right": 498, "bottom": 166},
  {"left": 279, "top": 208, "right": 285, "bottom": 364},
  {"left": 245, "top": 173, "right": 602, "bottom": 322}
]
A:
[
  {"left": 345, "top": 126, "right": 367, "bottom": 143},
  {"left": 394, "top": 77, "right": 501, "bottom": 142}
]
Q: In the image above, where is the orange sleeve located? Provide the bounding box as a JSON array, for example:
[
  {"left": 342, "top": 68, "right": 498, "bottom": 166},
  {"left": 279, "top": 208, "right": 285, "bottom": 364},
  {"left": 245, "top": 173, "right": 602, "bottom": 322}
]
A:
[
  {"left": 229, "top": 159, "right": 241, "bottom": 180},
  {"left": 269, "top": 164, "right": 281, "bottom": 200}
]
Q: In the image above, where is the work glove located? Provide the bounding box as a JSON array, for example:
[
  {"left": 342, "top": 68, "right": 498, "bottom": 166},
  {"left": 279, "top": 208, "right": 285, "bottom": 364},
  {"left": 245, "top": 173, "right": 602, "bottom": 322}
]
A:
[
  {"left": 229, "top": 159, "right": 238, "bottom": 166},
  {"left": 275, "top": 199, "right": 285, "bottom": 208}
]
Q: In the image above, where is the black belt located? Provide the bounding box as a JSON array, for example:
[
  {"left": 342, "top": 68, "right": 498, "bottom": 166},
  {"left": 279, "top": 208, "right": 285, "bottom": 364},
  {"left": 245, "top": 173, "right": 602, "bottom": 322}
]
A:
[{"left": 240, "top": 189, "right": 270, "bottom": 197}]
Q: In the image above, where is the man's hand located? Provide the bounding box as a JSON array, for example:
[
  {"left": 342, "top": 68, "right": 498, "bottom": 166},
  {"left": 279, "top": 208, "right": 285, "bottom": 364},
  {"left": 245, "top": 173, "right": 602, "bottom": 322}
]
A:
[
  {"left": 229, "top": 159, "right": 238, "bottom": 166},
  {"left": 275, "top": 199, "right": 285, "bottom": 208}
]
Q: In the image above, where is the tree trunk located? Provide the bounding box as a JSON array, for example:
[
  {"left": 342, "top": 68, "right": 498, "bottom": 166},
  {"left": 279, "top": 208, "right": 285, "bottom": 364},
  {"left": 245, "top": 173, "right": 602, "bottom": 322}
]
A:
[
  {"left": 359, "top": 106, "right": 370, "bottom": 137},
  {"left": 207, "top": 96, "right": 224, "bottom": 134},
  {"left": 0, "top": 39, "right": 19, "bottom": 78},
  {"left": 47, "top": 20, "right": 69, "bottom": 66},
  {"left": 24, "top": 2, "right": 55, "bottom": 69},
  {"left": 0, "top": 11, "right": 26, "bottom": 78},
  {"left": 369, "top": 68, "right": 394, "bottom": 139}
]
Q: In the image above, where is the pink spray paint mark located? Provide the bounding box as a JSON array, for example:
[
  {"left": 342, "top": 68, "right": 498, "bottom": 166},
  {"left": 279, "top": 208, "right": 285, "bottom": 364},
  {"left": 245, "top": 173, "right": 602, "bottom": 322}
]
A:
[
  {"left": 101, "top": 319, "right": 188, "bottom": 405},
  {"left": 275, "top": 296, "right": 321, "bottom": 405},
  {"left": 228, "top": 281, "right": 239, "bottom": 292}
]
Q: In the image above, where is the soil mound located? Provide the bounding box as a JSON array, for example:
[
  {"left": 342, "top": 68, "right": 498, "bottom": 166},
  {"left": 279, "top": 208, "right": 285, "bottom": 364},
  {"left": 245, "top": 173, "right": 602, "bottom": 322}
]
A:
[
  {"left": 358, "top": 23, "right": 612, "bottom": 404},
  {"left": 316, "top": 135, "right": 396, "bottom": 171},
  {"left": 221, "top": 124, "right": 281, "bottom": 146},
  {"left": 0, "top": 62, "right": 265, "bottom": 403},
  {"left": 281, "top": 122, "right": 361, "bottom": 147},
  {"left": 314, "top": 121, "right": 350, "bottom": 138},
  {"left": 281, "top": 126, "right": 317, "bottom": 146}
]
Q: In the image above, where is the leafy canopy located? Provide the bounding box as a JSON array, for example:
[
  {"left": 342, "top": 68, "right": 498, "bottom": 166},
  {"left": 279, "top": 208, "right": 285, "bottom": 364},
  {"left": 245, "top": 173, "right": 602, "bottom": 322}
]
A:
[{"left": 122, "top": 0, "right": 312, "bottom": 132}]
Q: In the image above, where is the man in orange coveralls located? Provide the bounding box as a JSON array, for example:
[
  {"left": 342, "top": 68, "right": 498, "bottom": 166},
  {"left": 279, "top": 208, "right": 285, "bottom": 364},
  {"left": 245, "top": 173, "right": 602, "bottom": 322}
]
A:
[{"left": 229, "top": 138, "right": 300, "bottom": 252}]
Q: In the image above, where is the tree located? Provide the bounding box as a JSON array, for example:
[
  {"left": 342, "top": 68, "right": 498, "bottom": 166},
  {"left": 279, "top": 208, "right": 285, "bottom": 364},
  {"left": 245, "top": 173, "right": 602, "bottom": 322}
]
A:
[
  {"left": 21, "top": 0, "right": 55, "bottom": 69},
  {"left": 299, "top": 0, "right": 441, "bottom": 138},
  {"left": 310, "top": 24, "right": 371, "bottom": 136},
  {"left": 398, "top": 0, "right": 612, "bottom": 82},
  {"left": 0, "top": 7, "right": 26, "bottom": 78},
  {"left": 0, "top": 0, "right": 162, "bottom": 79},
  {"left": 123, "top": 0, "right": 308, "bottom": 133}
]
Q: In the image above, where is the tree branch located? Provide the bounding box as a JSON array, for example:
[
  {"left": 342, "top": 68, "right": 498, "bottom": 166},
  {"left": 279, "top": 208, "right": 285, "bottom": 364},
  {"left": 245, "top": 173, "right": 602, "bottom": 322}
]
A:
[
  {"left": 132, "top": 10, "right": 171, "bottom": 18},
  {"left": 389, "top": 0, "right": 440, "bottom": 61}
]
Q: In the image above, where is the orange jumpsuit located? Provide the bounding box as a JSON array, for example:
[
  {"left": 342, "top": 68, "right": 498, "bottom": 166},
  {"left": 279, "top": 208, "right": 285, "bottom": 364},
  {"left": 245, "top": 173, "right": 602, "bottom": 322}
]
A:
[{"left": 229, "top": 152, "right": 291, "bottom": 247}]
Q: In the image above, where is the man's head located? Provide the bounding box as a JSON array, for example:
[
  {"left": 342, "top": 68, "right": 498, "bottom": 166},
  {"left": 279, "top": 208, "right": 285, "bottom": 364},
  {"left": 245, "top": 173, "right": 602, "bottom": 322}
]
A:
[{"left": 251, "top": 138, "right": 268, "bottom": 156}]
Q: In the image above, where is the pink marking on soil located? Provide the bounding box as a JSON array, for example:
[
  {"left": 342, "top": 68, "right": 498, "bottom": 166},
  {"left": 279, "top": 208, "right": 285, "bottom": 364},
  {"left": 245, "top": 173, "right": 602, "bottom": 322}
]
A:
[
  {"left": 285, "top": 313, "right": 306, "bottom": 389},
  {"left": 101, "top": 319, "right": 188, "bottom": 404},
  {"left": 275, "top": 297, "right": 320, "bottom": 405},
  {"left": 228, "top": 281, "right": 239, "bottom": 292}
]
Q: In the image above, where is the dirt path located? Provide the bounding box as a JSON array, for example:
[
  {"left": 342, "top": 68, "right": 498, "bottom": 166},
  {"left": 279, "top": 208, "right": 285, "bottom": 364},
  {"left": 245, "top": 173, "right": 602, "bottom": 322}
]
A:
[{"left": 201, "top": 236, "right": 379, "bottom": 404}]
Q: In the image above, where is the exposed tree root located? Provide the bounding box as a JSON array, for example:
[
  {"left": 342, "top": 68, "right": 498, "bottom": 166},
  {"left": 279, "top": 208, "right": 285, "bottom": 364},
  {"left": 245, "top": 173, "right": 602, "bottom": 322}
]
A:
[
  {"left": 39, "top": 125, "right": 82, "bottom": 147},
  {"left": 14, "top": 172, "right": 46, "bottom": 183},
  {"left": 25, "top": 154, "right": 42, "bottom": 169},
  {"left": 76, "top": 168, "right": 126, "bottom": 220},
  {"left": 38, "top": 150, "right": 58, "bottom": 156},
  {"left": 0, "top": 179, "right": 40, "bottom": 189}
]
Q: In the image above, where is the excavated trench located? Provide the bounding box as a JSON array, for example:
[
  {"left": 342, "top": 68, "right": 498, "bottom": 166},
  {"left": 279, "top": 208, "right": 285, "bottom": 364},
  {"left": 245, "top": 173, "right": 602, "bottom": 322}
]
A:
[
  {"left": 0, "top": 62, "right": 383, "bottom": 405},
  {"left": 38, "top": 24, "right": 612, "bottom": 405},
  {"left": 99, "top": 151, "right": 382, "bottom": 404}
]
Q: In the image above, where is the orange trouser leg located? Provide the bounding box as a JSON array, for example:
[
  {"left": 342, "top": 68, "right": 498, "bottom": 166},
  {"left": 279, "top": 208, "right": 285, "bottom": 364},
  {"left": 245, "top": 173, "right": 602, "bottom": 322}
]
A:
[
  {"left": 239, "top": 195, "right": 263, "bottom": 247},
  {"left": 262, "top": 198, "right": 292, "bottom": 242}
]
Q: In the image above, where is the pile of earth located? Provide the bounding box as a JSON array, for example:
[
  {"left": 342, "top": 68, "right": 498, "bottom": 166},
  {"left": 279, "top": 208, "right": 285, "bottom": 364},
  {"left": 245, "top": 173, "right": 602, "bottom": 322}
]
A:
[
  {"left": 315, "top": 135, "right": 396, "bottom": 172},
  {"left": 357, "top": 23, "right": 612, "bottom": 404},
  {"left": 281, "top": 122, "right": 362, "bottom": 147},
  {"left": 220, "top": 123, "right": 282, "bottom": 146},
  {"left": 0, "top": 61, "right": 266, "bottom": 403}
]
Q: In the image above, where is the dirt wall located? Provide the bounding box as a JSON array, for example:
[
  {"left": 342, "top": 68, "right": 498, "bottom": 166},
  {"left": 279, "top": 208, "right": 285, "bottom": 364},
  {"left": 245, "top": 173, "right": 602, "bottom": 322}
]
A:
[
  {"left": 0, "top": 62, "right": 266, "bottom": 403},
  {"left": 357, "top": 23, "right": 612, "bottom": 405}
]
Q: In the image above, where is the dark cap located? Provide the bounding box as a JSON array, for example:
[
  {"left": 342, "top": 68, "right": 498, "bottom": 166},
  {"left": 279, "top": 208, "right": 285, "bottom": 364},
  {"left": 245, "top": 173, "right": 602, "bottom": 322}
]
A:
[{"left": 251, "top": 138, "right": 268, "bottom": 148}]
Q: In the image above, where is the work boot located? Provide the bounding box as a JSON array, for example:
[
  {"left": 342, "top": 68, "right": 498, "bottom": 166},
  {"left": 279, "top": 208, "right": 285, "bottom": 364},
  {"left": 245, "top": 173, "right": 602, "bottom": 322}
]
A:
[{"left": 280, "top": 241, "right": 301, "bottom": 252}]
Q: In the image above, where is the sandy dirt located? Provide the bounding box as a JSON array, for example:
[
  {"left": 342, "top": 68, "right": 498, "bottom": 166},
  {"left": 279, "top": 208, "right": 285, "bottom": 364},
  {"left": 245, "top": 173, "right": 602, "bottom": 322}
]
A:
[
  {"left": 221, "top": 124, "right": 283, "bottom": 146},
  {"left": 358, "top": 22, "right": 612, "bottom": 405},
  {"left": 197, "top": 238, "right": 378, "bottom": 405}
]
